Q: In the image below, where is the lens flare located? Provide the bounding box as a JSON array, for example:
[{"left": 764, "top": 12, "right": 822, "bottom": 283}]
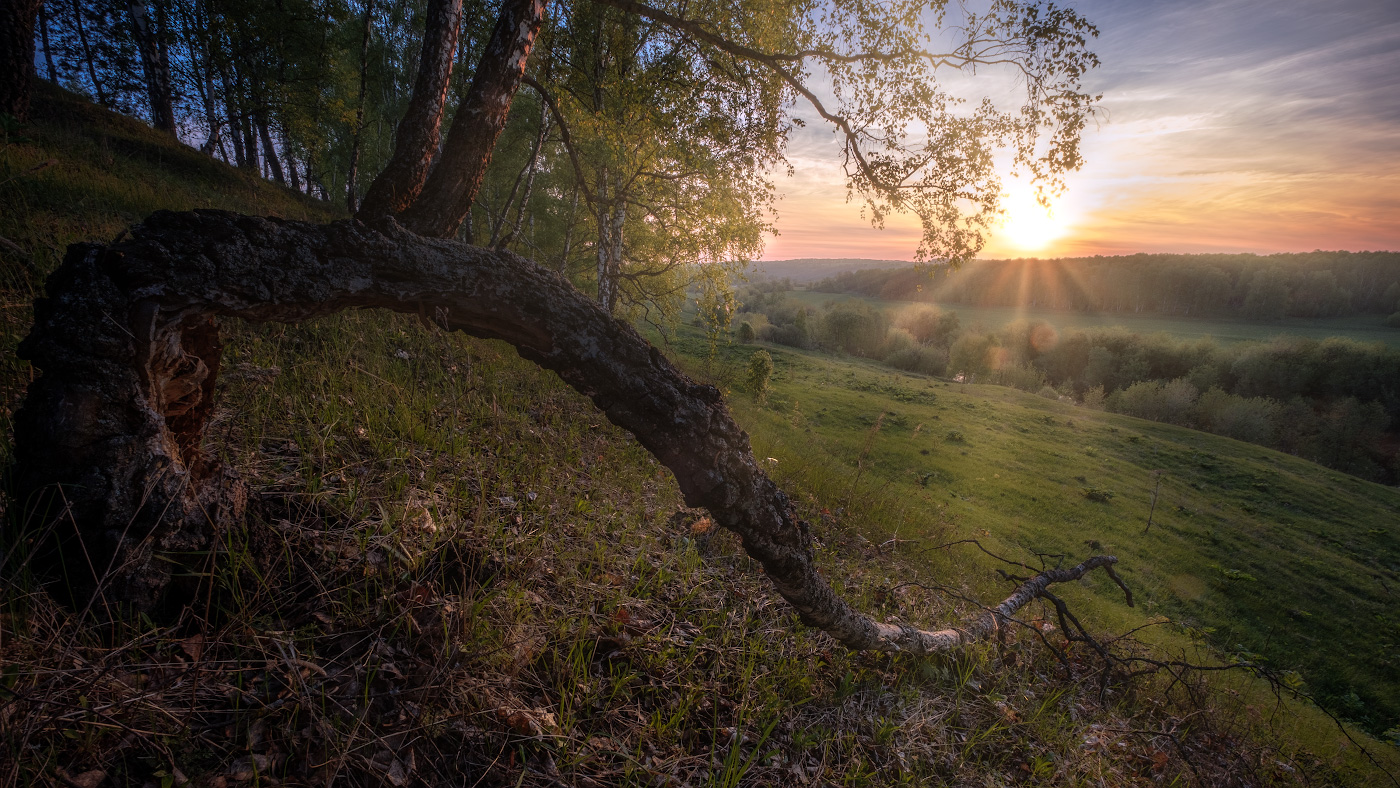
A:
[{"left": 997, "top": 184, "right": 1068, "bottom": 252}]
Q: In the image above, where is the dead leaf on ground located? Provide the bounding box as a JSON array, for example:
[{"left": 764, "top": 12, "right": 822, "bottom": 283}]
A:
[
  {"left": 56, "top": 768, "right": 106, "bottom": 788},
  {"left": 179, "top": 633, "right": 206, "bottom": 661},
  {"left": 498, "top": 707, "right": 560, "bottom": 737}
]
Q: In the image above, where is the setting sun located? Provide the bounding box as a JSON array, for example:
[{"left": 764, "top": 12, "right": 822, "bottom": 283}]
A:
[{"left": 996, "top": 184, "right": 1068, "bottom": 252}]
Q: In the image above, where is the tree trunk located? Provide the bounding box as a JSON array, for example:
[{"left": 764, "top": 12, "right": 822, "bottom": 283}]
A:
[
  {"left": 491, "top": 97, "right": 550, "bottom": 250},
  {"left": 14, "top": 210, "right": 1127, "bottom": 644},
  {"left": 287, "top": 153, "right": 302, "bottom": 192},
  {"left": 185, "top": 0, "right": 222, "bottom": 155},
  {"left": 218, "top": 67, "right": 245, "bottom": 169},
  {"left": 128, "top": 1, "right": 177, "bottom": 133},
  {"left": 39, "top": 3, "right": 58, "bottom": 84},
  {"left": 557, "top": 185, "right": 579, "bottom": 273},
  {"left": 71, "top": 0, "right": 110, "bottom": 107},
  {"left": 356, "top": 0, "right": 464, "bottom": 221},
  {"left": 258, "top": 113, "right": 286, "bottom": 185},
  {"left": 0, "top": 0, "right": 41, "bottom": 120},
  {"left": 399, "top": 0, "right": 545, "bottom": 238},
  {"left": 346, "top": 0, "right": 376, "bottom": 213},
  {"left": 595, "top": 173, "right": 625, "bottom": 313}
]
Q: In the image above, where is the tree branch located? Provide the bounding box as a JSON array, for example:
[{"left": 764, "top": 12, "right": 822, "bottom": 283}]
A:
[
  {"left": 522, "top": 74, "right": 597, "bottom": 209},
  {"left": 15, "top": 211, "right": 1129, "bottom": 654}
]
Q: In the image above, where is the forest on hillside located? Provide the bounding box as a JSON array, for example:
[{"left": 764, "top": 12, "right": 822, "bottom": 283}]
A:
[{"left": 813, "top": 253, "right": 1400, "bottom": 321}]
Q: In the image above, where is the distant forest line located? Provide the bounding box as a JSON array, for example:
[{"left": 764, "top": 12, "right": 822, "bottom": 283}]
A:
[
  {"left": 807, "top": 252, "right": 1400, "bottom": 321},
  {"left": 732, "top": 279, "right": 1400, "bottom": 484}
]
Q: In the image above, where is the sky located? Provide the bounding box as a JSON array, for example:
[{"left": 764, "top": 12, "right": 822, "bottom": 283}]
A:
[{"left": 760, "top": 0, "right": 1400, "bottom": 262}]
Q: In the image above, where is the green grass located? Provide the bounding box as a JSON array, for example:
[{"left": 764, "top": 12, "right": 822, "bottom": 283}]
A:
[
  {"left": 3, "top": 84, "right": 1399, "bottom": 787},
  {"left": 687, "top": 326, "right": 1400, "bottom": 741},
  {"left": 787, "top": 290, "right": 1400, "bottom": 347},
  {"left": 0, "top": 83, "right": 339, "bottom": 458}
]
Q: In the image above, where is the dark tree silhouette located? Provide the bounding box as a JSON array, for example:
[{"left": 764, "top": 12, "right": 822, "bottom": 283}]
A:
[{"left": 1, "top": 0, "right": 44, "bottom": 120}]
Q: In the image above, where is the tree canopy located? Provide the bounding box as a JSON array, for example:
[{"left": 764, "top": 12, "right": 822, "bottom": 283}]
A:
[{"left": 20, "top": 0, "right": 1101, "bottom": 309}]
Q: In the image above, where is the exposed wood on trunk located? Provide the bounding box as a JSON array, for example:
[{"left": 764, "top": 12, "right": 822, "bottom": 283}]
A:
[
  {"left": 356, "top": 0, "right": 465, "bottom": 221},
  {"left": 14, "top": 210, "right": 1128, "bottom": 649},
  {"left": 0, "top": 0, "right": 42, "bottom": 120},
  {"left": 399, "top": 0, "right": 545, "bottom": 238},
  {"left": 128, "top": 1, "right": 177, "bottom": 133}
]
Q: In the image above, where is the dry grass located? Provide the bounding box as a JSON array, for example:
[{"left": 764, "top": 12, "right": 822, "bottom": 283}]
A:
[{"left": 1, "top": 87, "right": 1390, "bottom": 788}]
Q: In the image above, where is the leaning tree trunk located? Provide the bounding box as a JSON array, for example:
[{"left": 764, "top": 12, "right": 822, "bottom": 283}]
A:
[
  {"left": 356, "top": 0, "right": 465, "bottom": 221},
  {"left": 128, "top": 1, "right": 177, "bottom": 134},
  {"left": 1, "top": 0, "right": 43, "bottom": 121},
  {"left": 399, "top": 0, "right": 546, "bottom": 238},
  {"left": 14, "top": 210, "right": 1128, "bottom": 649},
  {"left": 257, "top": 113, "right": 286, "bottom": 185}
]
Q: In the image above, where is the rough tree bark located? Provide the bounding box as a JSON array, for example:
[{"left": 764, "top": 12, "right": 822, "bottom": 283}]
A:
[
  {"left": 0, "top": 0, "right": 42, "bottom": 121},
  {"left": 356, "top": 0, "right": 465, "bottom": 221},
  {"left": 399, "top": 0, "right": 546, "bottom": 238},
  {"left": 14, "top": 210, "right": 1128, "bottom": 650},
  {"left": 128, "top": 1, "right": 177, "bottom": 134}
]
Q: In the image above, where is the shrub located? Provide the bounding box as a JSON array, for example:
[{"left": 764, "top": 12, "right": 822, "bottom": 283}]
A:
[
  {"left": 884, "top": 346, "right": 948, "bottom": 376},
  {"left": 1386, "top": 312, "right": 1400, "bottom": 328},
  {"left": 1081, "top": 487, "right": 1114, "bottom": 502},
  {"left": 948, "top": 332, "right": 995, "bottom": 378},
  {"left": 820, "top": 301, "right": 888, "bottom": 356},
  {"left": 736, "top": 321, "right": 756, "bottom": 343},
  {"left": 746, "top": 350, "right": 774, "bottom": 403},
  {"left": 1080, "top": 385, "right": 1106, "bottom": 410},
  {"left": 991, "top": 363, "right": 1046, "bottom": 393},
  {"left": 895, "top": 305, "right": 960, "bottom": 347},
  {"left": 1195, "top": 387, "right": 1281, "bottom": 445},
  {"left": 878, "top": 327, "right": 918, "bottom": 359},
  {"left": 759, "top": 323, "right": 811, "bottom": 349},
  {"left": 1110, "top": 378, "right": 1198, "bottom": 425}
]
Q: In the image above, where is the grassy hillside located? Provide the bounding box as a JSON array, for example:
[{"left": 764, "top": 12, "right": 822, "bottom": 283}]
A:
[
  {"left": 2, "top": 87, "right": 1397, "bottom": 786},
  {"left": 0, "top": 83, "right": 340, "bottom": 457},
  {"left": 683, "top": 331, "right": 1400, "bottom": 734}
]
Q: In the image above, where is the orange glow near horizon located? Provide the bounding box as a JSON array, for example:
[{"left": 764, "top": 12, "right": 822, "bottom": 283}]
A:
[{"left": 758, "top": 1, "right": 1400, "bottom": 265}]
